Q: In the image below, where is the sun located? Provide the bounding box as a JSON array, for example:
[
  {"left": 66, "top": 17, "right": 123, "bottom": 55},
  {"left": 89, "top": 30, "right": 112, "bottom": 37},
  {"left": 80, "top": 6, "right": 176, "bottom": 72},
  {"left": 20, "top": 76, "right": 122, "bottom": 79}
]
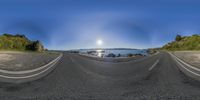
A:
[{"left": 96, "top": 39, "right": 103, "bottom": 46}]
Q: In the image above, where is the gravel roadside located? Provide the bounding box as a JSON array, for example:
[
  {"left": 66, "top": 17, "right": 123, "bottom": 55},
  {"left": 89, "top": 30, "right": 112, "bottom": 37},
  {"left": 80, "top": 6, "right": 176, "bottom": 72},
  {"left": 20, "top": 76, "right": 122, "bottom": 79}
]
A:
[
  {"left": 172, "top": 51, "right": 200, "bottom": 68},
  {"left": 0, "top": 51, "right": 60, "bottom": 71}
]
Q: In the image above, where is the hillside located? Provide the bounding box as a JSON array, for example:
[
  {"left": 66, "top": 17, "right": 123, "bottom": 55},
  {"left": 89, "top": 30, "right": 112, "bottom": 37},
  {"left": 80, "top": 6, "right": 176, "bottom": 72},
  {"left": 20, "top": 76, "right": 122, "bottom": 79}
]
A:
[
  {"left": 162, "top": 34, "right": 200, "bottom": 51},
  {"left": 0, "top": 33, "right": 44, "bottom": 51}
]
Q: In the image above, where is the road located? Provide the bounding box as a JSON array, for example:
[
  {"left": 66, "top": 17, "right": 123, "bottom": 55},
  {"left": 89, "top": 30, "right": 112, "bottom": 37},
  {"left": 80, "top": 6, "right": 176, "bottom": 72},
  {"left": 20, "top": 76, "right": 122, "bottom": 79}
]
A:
[{"left": 0, "top": 52, "right": 200, "bottom": 100}]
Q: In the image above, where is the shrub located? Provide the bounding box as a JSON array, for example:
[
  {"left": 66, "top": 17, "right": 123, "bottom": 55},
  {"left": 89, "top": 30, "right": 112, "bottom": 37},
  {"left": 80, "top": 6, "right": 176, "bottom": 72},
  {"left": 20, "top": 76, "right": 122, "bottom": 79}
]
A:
[
  {"left": 0, "top": 33, "right": 44, "bottom": 51},
  {"left": 175, "top": 34, "right": 182, "bottom": 41},
  {"left": 162, "top": 34, "right": 200, "bottom": 50},
  {"left": 26, "top": 40, "right": 44, "bottom": 52}
]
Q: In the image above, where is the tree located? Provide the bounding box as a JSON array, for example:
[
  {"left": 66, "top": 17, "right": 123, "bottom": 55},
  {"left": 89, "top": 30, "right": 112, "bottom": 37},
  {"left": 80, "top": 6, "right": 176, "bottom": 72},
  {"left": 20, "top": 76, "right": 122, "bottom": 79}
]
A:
[
  {"left": 0, "top": 33, "right": 45, "bottom": 51},
  {"left": 3, "top": 33, "right": 13, "bottom": 37},
  {"left": 15, "top": 34, "right": 26, "bottom": 38},
  {"left": 175, "top": 34, "right": 182, "bottom": 41},
  {"left": 33, "top": 40, "right": 43, "bottom": 52},
  {"left": 26, "top": 40, "right": 44, "bottom": 52},
  {"left": 162, "top": 34, "right": 200, "bottom": 50}
]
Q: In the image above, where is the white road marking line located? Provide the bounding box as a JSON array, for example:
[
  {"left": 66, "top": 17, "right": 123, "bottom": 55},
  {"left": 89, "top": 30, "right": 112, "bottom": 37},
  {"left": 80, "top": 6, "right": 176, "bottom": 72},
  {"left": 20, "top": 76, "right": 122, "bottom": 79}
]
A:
[
  {"left": 174, "top": 58, "right": 200, "bottom": 77},
  {"left": 0, "top": 54, "right": 63, "bottom": 79},
  {"left": 169, "top": 53, "right": 200, "bottom": 71},
  {"left": 0, "top": 54, "right": 63, "bottom": 74},
  {"left": 0, "top": 59, "right": 58, "bottom": 79},
  {"left": 169, "top": 52, "right": 200, "bottom": 77},
  {"left": 149, "top": 59, "right": 160, "bottom": 71}
]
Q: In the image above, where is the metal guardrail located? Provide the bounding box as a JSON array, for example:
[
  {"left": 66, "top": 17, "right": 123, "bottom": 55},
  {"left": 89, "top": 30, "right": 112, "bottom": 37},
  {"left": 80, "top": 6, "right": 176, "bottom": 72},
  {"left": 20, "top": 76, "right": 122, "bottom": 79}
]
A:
[
  {"left": 169, "top": 52, "right": 200, "bottom": 81},
  {"left": 0, "top": 53, "right": 63, "bottom": 83}
]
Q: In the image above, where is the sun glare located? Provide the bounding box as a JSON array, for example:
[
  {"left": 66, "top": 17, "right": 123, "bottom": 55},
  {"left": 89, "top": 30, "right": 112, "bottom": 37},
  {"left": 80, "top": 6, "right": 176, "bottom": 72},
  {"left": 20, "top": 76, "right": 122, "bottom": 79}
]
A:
[{"left": 96, "top": 39, "right": 103, "bottom": 46}]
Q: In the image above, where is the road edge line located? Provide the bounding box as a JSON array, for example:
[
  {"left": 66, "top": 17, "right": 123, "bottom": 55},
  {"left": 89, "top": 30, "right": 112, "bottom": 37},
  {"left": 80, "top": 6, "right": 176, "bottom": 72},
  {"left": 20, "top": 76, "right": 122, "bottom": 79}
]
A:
[
  {"left": 0, "top": 53, "right": 63, "bottom": 74},
  {"left": 169, "top": 52, "right": 200, "bottom": 81},
  {"left": 0, "top": 53, "right": 63, "bottom": 83}
]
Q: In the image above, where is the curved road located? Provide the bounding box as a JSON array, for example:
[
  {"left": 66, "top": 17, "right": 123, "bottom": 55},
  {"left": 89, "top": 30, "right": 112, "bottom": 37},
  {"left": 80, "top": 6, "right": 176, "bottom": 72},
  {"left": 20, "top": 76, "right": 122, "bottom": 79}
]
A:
[{"left": 0, "top": 52, "right": 200, "bottom": 100}]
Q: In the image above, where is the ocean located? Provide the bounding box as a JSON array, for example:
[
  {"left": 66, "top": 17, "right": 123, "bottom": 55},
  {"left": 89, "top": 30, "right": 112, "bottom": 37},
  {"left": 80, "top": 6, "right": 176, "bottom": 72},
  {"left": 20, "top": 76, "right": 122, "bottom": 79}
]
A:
[{"left": 79, "top": 49, "right": 148, "bottom": 57}]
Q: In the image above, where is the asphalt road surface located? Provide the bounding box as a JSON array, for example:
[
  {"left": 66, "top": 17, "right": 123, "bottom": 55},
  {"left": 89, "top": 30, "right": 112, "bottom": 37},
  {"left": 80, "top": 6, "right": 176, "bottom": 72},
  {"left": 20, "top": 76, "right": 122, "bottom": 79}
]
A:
[{"left": 0, "top": 52, "right": 200, "bottom": 100}]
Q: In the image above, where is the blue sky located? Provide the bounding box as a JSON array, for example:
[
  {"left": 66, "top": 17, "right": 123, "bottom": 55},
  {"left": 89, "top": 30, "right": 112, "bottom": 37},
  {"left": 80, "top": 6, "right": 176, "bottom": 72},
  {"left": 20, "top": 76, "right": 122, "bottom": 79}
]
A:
[{"left": 0, "top": 0, "right": 200, "bottom": 50}]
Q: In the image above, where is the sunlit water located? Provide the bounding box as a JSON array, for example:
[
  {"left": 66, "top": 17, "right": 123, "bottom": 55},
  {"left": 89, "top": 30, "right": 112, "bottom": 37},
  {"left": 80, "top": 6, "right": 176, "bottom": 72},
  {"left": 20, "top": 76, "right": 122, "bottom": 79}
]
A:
[{"left": 79, "top": 49, "right": 148, "bottom": 57}]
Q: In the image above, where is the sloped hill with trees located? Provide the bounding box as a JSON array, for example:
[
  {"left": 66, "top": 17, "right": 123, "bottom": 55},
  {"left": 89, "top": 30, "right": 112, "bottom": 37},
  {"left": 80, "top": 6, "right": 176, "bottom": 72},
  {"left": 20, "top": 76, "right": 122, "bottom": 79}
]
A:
[
  {"left": 0, "top": 33, "right": 44, "bottom": 52},
  {"left": 162, "top": 34, "right": 200, "bottom": 51}
]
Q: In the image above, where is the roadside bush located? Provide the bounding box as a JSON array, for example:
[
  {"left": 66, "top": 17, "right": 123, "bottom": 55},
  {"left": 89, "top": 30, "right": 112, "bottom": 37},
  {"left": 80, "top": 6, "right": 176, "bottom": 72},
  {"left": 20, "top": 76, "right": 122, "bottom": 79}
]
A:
[
  {"left": 26, "top": 40, "right": 44, "bottom": 52},
  {"left": 162, "top": 34, "right": 200, "bottom": 51},
  {"left": 0, "top": 33, "right": 44, "bottom": 51},
  {"left": 175, "top": 34, "right": 182, "bottom": 41}
]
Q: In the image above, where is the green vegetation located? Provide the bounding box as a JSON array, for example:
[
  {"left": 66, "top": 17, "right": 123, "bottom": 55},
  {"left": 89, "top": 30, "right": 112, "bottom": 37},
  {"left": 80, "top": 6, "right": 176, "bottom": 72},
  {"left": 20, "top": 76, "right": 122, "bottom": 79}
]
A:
[
  {"left": 0, "top": 33, "right": 44, "bottom": 52},
  {"left": 162, "top": 34, "right": 200, "bottom": 51}
]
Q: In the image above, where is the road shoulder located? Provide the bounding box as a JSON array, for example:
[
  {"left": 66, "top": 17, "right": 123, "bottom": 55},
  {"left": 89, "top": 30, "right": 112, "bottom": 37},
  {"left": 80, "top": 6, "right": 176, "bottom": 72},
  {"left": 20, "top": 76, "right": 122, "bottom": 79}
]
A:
[
  {"left": 0, "top": 51, "right": 63, "bottom": 83},
  {"left": 169, "top": 52, "right": 200, "bottom": 81}
]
